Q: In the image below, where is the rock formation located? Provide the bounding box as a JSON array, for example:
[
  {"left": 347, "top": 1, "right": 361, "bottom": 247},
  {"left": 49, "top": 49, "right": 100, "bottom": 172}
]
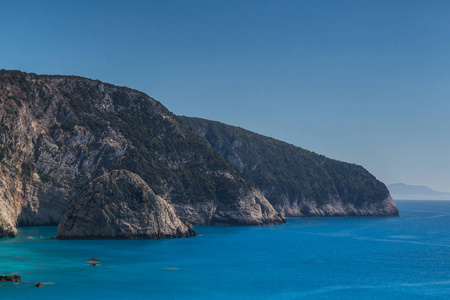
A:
[
  {"left": 0, "top": 275, "right": 22, "bottom": 281},
  {"left": 57, "top": 170, "right": 196, "bottom": 239},
  {"left": 0, "top": 70, "right": 398, "bottom": 238},
  {"left": 0, "top": 70, "right": 284, "bottom": 237}
]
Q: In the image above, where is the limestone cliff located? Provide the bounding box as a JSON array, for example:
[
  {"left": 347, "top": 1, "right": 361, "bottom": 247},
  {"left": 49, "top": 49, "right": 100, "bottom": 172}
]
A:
[
  {"left": 180, "top": 117, "right": 399, "bottom": 217},
  {"left": 57, "top": 170, "right": 195, "bottom": 239},
  {"left": 0, "top": 70, "right": 284, "bottom": 237}
]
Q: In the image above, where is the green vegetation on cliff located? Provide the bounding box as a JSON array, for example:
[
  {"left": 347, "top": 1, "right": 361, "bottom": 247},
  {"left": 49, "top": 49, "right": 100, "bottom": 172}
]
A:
[{"left": 180, "top": 117, "right": 397, "bottom": 216}]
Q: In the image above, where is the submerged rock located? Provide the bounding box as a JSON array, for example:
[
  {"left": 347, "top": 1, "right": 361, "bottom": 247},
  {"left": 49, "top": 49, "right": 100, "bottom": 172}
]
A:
[
  {"left": 0, "top": 275, "right": 22, "bottom": 282},
  {"left": 57, "top": 170, "right": 196, "bottom": 239}
]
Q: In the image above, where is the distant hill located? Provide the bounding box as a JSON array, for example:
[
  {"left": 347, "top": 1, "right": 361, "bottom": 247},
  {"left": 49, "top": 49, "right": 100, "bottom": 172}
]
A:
[{"left": 388, "top": 183, "right": 450, "bottom": 200}]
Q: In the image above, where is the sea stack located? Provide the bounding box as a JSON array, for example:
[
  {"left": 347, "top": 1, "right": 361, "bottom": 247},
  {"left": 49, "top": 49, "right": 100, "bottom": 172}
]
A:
[{"left": 57, "top": 170, "right": 196, "bottom": 239}]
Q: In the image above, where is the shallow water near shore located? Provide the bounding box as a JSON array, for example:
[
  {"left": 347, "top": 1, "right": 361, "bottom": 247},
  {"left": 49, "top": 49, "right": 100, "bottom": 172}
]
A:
[{"left": 1, "top": 200, "right": 449, "bottom": 299}]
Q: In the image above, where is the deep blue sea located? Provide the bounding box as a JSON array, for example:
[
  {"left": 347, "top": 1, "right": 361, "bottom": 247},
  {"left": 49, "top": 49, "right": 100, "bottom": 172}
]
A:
[{"left": 1, "top": 200, "right": 449, "bottom": 299}]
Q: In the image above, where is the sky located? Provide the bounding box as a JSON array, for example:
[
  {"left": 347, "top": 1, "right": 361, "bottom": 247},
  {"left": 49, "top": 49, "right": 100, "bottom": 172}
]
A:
[{"left": 1, "top": 0, "right": 449, "bottom": 191}]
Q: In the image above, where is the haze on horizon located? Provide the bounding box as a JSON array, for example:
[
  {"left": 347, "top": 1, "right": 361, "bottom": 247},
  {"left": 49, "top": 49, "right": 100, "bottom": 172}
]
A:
[{"left": 1, "top": 0, "right": 448, "bottom": 192}]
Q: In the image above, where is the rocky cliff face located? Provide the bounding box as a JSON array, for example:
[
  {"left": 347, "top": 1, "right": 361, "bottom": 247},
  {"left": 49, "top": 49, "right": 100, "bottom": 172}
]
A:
[
  {"left": 172, "top": 186, "right": 285, "bottom": 226},
  {"left": 180, "top": 117, "right": 399, "bottom": 217},
  {"left": 57, "top": 170, "right": 195, "bottom": 239},
  {"left": 0, "top": 70, "right": 399, "bottom": 238},
  {"left": 0, "top": 70, "right": 284, "bottom": 237}
]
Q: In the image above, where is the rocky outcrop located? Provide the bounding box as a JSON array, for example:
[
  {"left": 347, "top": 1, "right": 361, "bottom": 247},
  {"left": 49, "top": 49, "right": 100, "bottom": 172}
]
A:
[
  {"left": 0, "top": 275, "right": 22, "bottom": 282},
  {"left": 0, "top": 70, "right": 284, "bottom": 237},
  {"left": 57, "top": 170, "right": 196, "bottom": 239},
  {"left": 180, "top": 117, "right": 399, "bottom": 217}
]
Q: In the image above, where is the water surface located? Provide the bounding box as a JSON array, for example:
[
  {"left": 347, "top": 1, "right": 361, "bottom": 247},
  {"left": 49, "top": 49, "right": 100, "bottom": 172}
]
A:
[{"left": 1, "top": 200, "right": 449, "bottom": 299}]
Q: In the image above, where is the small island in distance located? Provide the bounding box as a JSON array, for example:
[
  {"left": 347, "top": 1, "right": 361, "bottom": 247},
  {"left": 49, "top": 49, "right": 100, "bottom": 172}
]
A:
[{"left": 388, "top": 183, "right": 450, "bottom": 201}]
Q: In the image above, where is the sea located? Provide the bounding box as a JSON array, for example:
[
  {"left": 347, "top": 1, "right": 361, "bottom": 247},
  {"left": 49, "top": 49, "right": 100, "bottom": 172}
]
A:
[{"left": 0, "top": 200, "right": 449, "bottom": 299}]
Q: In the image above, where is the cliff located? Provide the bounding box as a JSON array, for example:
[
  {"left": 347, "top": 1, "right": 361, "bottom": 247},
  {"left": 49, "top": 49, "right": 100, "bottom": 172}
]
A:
[
  {"left": 57, "top": 170, "right": 196, "bottom": 239},
  {"left": 180, "top": 117, "right": 399, "bottom": 217},
  {"left": 0, "top": 70, "right": 284, "bottom": 237},
  {"left": 0, "top": 70, "right": 398, "bottom": 238}
]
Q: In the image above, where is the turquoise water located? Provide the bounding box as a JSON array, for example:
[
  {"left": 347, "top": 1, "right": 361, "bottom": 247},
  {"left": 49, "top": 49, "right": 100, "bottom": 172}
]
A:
[{"left": 0, "top": 200, "right": 449, "bottom": 299}]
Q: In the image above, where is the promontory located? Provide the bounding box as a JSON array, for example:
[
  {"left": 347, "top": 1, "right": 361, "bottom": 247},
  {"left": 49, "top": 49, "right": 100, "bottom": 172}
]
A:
[{"left": 0, "top": 70, "right": 397, "bottom": 238}]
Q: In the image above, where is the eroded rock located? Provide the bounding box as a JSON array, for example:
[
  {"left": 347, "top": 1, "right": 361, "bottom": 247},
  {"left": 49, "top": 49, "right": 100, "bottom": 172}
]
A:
[{"left": 57, "top": 170, "right": 196, "bottom": 239}]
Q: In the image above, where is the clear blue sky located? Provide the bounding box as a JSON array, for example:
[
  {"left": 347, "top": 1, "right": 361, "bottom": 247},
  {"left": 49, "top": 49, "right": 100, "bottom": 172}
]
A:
[{"left": 1, "top": 0, "right": 449, "bottom": 191}]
